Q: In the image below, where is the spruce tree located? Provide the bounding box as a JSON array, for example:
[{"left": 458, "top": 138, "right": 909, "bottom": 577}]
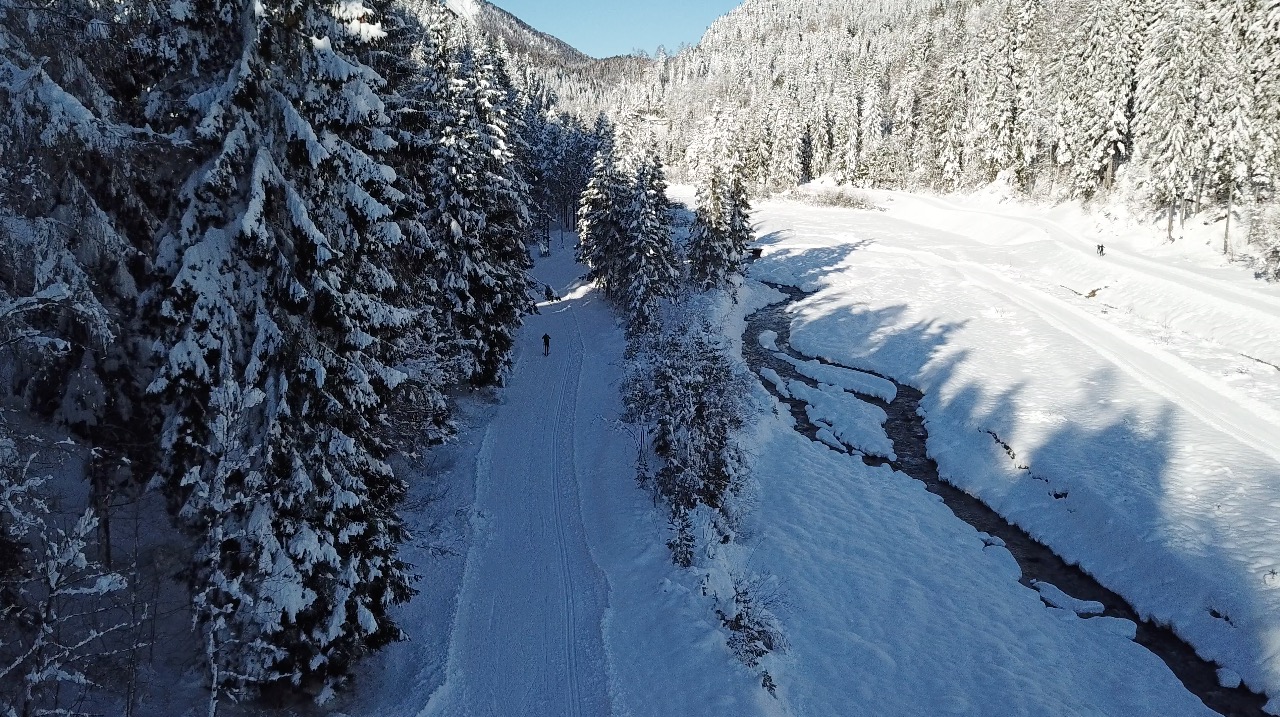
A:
[
  {"left": 722, "top": 145, "right": 755, "bottom": 278},
  {"left": 1055, "top": 0, "right": 1140, "bottom": 197},
  {"left": 376, "top": 0, "right": 455, "bottom": 440},
  {"left": 577, "top": 142, "right": 631, "bottom": 298},
  {"left": 619, "top": 147, "right": 681, "bottom": 329},
  {"left": 432, "top": 36, "right": 535, "bottom": 388},
  {"left": 467, "top": 41, "right": 537, "bottom": 385},
  {"left": 1137, "top": 0, "right": 1206, "bottom": 234},
  {"left": 146, "top": 0, "right": 413, "bottom": 700},
  {"left": 687, "top": 165, "right": 730, "bottom": 291}
]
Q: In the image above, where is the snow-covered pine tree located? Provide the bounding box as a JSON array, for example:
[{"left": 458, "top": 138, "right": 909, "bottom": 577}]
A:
[
  {"left": 971, "top": 0, "right": 1046, "bottom": 187},
  {"left": 146, "top": 0, "right": 414, "bottom": 701},
  {"left": 1250, "top": 0, "right": 1280, "bottom": 272},
  {"left": 1252, "top": 0, "right": 1280, "bottom": 188},
  {"left": 623, "top": 318, "right": 747, "bottom": 517},
  {"left": 1053, "top": 0, "right": 1141, "bottom": 197},
  {"left": 1136, "top": 0, "right": 1207, "bottom": 237},
  {"left": 372, "top": 0, "right": 454, "bottom": 441},
  {"left": 1206, "top": 0, "right": 1260, "bottom": 252},
  {"left": 431, "top": 35, "right": 535, "bottom": 388},
  {"left": 465, "top": 40, "right": 537, "bottom": 385},
  {"left": 919, "top": 17, "right": 973, "bottom": 190},
  {"left": 722, "top": 143, "right": 754, "bottom": 277},
  {"left": 687, "top": 165, "right": 730, "bottom": 291},
  {"left": 688, "top": 125, "right": 752, "bottom": 292},
  {"left": 619, "top": 146, "right": 681, "bottom": 329},
  {"left": 577, "top": 139, "right": 632, "bottom": 298},
  {"left": 1, "top": 0, "right": 163, "bottom": 567},
  {"left": 0, "top": 286, "right": 131, "bottom": 717}
]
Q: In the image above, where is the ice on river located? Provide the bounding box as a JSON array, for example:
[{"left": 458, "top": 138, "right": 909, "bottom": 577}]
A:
[{"left": 786, "top": 379, "right": 896, "bottom": 460}]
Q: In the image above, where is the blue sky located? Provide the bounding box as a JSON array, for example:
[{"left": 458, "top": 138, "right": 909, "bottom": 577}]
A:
[{"left": 487, "top": 0, "right": 742, "bottom": 59}]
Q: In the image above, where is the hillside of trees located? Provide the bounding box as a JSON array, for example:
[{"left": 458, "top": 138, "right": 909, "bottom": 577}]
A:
[{"left": 536, "top": 0, "right": 1280, "bottom": 272}]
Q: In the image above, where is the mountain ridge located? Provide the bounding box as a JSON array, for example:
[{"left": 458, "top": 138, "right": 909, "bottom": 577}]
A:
[{"left": 443, "top": 0, "right": 596, "bottom": 66}]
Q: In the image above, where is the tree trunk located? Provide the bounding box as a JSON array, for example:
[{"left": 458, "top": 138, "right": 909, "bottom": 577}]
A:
[
  {"left": 1224, "top": 188, "right": 1233, "bottom": 256},
  {"left": 1167, "top": 203, "right": 1175, "bottom": 241}
]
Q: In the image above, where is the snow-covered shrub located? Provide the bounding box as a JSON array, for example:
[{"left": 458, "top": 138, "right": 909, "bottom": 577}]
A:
[
  {"left": 666, "top": 511, "right": 696, "bottom": 569},
  {"left": 719, "top": 573, "right": 787, "bottom": 670},
  {"left": 798, "top": 188, "right": 881, "bottom": 211}
]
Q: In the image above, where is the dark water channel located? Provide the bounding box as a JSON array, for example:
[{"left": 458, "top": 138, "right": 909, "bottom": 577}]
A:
[{"left": 744, "top": 282, "right": 1268, "bottom": 717}]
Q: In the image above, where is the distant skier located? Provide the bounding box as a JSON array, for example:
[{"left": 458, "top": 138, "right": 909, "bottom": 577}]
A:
[
  {"left": 543, "top": 333, "right": 551, "bottom": 356},
  {"left": 1097, "top": 243, "right": 1106, "bottom": 256},
  {"left": 544, "top": 284, "right": 555, "bottom": 302}
]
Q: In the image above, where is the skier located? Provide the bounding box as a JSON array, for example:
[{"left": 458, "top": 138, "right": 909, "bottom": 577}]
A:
[
  {"left": 544, "top": 284, "right": 555, "bottom": 302},
  {"left": 543, "top": 333, "right": 551, "bottom": 356},
  {"left": 1097, "top": 243, "right": 1106, "bottom": 256}
]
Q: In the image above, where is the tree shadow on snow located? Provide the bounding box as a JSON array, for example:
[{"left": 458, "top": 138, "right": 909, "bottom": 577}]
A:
[{"left": 754, "top": 241, "right": 1274, "bottom": 712}]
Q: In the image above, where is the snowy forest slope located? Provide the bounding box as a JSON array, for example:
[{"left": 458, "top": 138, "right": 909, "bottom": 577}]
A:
[{"left": 532, "top": 0, "right": 1280, "bottom": 274}]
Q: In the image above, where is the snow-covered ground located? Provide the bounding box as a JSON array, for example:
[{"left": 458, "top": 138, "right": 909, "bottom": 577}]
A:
[
  {"left": 741, "top": 187, "right": 1280, "bottom": 711},
  {"left": 346, "top": 203, "right": 1279, "bottom": 716}
]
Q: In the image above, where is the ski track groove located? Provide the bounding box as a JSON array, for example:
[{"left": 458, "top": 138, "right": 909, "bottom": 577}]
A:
[
  {"left": 416, "top": 282, "right": 612, "bottom": 717},
  {"left": 550, "top": 318, "right": 584, "bottom": 717}
]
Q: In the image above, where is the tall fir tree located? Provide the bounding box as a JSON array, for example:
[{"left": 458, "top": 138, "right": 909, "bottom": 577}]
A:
[
  {"left": 1054, "top": 0, "right": 1141, "bottom": 197},
  {"left": 145, "top": 0, "right": 414, "bottom": 701},
  {"left": 1137, "top": 0, "right": 1207, "bottom": 234},
  {"left": 577, "top": 140, "right": 632, "bottom": 298},
  {"left": 687, "top": 165, "right": 730, "bottom": 291},
  {"left": 688, "top": 130, "right": 753, "bottom": 292},
  {"left": 376, "top": 0, "right": 456, "bottom": 440},
  {"left": 619, "top": 146, "right": 682, "bottom": 329},
  {"left": 433, "top": 36, "right": 535, "bottom": 388}
]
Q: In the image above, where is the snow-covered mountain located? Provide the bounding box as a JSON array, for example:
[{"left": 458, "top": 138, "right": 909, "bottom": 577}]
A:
[{"left": 444, "top": 0, "right": 592, "bottom": 66}]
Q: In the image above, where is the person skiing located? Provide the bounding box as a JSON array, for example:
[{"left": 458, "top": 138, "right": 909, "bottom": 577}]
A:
[
  {"left": 544, "top": 284, "right": 555, "bottom": 302},
  {"left": 1097, "top": 243, "right": 1106, "bottom": 256},
  {"left": 542, "top": 333, "right": 551, "bottom": 356}
]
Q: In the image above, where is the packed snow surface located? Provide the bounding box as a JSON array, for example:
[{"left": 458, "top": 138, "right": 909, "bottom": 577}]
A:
[
  {"left": 354, "top": 244, "right": 767, "bottom": 717},
  {"left": 744, "top": 187, "right": 1280, "bottom": 710}
]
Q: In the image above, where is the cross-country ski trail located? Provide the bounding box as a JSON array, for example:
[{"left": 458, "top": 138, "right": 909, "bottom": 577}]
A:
[{"left": 420, "top": 253, "right": 612, "bottom": 717}]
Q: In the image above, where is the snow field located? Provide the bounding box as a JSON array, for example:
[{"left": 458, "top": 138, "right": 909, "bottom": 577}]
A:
[
  {"left": 747, "top": 193, "right": 1280, "bottom": 709},
  {"left": 726, "top": 282, "right": 1215, "bottom": 713}
]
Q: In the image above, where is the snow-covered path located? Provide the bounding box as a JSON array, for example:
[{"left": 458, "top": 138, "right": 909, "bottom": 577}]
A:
[
  {"left": 877, "top": 240, "right": 1280, "bottom": 465},
  {"left": 893, "top": 191, "right": 1280, "bottom": 322},
  {"left": 421, "top": 256, "right": 611, "bottom": 717},
  {"left": 404, "top": 246, "right": 770, "bottom": 717}
]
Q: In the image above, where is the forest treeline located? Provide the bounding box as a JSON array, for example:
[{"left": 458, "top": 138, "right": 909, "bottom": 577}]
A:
[
  {"left": 545, "top": 0, "right": 1280, "bottom": 268},
  {"left": 0, "top": 0, "right": 601, "bottom": 712}
]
